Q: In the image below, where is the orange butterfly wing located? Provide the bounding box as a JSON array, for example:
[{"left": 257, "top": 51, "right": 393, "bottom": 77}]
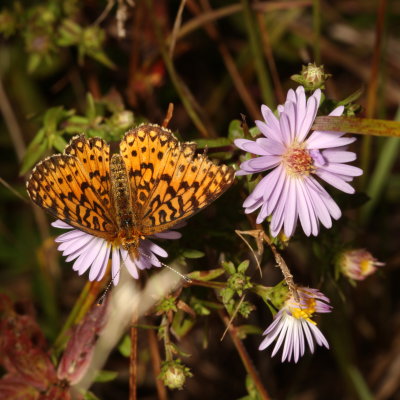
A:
[
  {"left": 26, "top": 136, "right": 116, "bottom": 240},
  {"left": 119, "top": 124, "right": 235, "bottom": 235}
]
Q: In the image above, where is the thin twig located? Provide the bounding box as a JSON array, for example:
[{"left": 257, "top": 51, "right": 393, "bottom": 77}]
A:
[
  {"left": 169, "top": 0, "right": 187, "bottom": 58},
  {"left": 147, "top": 329, "right": 168, "bottom": 400},
  {"left": 94, "top": 0, "right": 115, "bottom": 26},
  {"left": 126, "top": 1, "right": 144, "bottom": 108},
  {"left": 218, "top": 310, "right": 271, "bottom": 400},
  {"left": 220, "top": 294, "right": 246, "bottom": 341},
  {"left": 162, "top": 103, "right": 175, "bottom": 128},
  {"left": 147, "top": 0, "right": 217, "bottom": 138},
  {"left": 0, "top": 79, "right": 25, "bottom": 161},
  {"left": 256, "top": 13, "right": 285, "bottom": 104},
  {"left": 235, "top": 229, "right": 263, "bottom": 277},
  {"left": 241, "top": 0, "right": 274, "bottom": 107},
  {"left": 360, "top": 0, "right": 388, "bottom": 189},
  {"left": 174, "top": 1, "right": 312, "bottom": 42},
  {"left": 262, "top": 232, "right": 299, "bottom": 302},
  {"left": 0, "top": 177, "right": 29, "bottom": 203},
  {"left": 186, "top": 0, "right": 260, "bottom": 120}
]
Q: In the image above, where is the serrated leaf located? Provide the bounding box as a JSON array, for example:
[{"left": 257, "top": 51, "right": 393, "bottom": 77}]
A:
[
  {"left": 182, "top": 249, "right": 205, "bottom": 259},
  {"left": 186, "top": 268, "right": 225, "bottom": 281},
  {"left": 94, "top": 370, "right": 118, "bottom": 383},
  {"left": 118, "top": 335, "right": 130, "bottom": 357}
]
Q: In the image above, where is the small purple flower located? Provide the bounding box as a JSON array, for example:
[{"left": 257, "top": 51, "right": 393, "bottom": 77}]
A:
[
  {"left": 52, "top": 220, "right": 182, "bottom": 285},
  {"left": 259, "top": 287, "right": 332, "bottom": 363},
  {"left": 339, "top": 248, "right": 385, "bottom": 281},
  {"left": 235, "top": 86, "right": 363, "bottom": 237}
]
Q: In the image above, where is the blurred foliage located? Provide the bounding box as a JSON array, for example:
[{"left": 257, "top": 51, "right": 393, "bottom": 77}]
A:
[{"left": 0, "top": 1, "right": 400, "bottom": 400}]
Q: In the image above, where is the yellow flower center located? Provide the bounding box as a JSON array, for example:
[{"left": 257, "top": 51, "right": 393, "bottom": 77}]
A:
[
  {"left": 288, "top": 298, "right": 317, "bottom": 325},
  {"left": 282, "top": 144, "right": 314, "bottom": 177},
  {"left": 360, "top": 259, "right": 374, "bottom": 275}
]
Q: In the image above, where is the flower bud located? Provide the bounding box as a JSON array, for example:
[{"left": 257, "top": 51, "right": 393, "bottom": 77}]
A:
[
  {"left": 291, "top": 63, "right": 331, "bottom": 91},
  {"left": 159, "top": 360, "right": 192, "bottom": 390},
  {"left": 338, "top": 249, "right": 384, "bottom": 281}
]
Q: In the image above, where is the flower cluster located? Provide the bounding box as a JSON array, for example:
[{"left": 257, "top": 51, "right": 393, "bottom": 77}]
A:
[
  {"left": 52, "top": 220, "right": 181, "bottom": 285},
  {"left": 259, "top": 287, "right": 332, "bottom": 363},
  {"left": 235, "top": 86, "right": 363, "bottom": 237}
]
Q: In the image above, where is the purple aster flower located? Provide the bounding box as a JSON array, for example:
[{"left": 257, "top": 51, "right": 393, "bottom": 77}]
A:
[
  {"left": 52, "top": 220, "right": 182, "bottom": 285},
  {"left": 259, "top": 287, "right": 332, "bottom": 363},
  {"left": 235, "top": 86, "right": 363, "bottom": 237},
  {"left": 339, "top": 248, "right": 385, "bottom": 281}
]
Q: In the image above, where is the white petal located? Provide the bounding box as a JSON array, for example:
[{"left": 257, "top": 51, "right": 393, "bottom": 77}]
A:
[
  {"left": 297, "top": 95, "right": 319, "bottom": 142},
  {"left": 123, "top": 252, "right": 139, "bottom": 279},
  {"left": 88, "top": 241, "right": 109, "bottom": 281},
  {"left": 55, "top": 229, "right": 87, "bottom": 243},
  {"left": 111, "top": 247, "right": 121, "bottom": 286},
  {"left": 51, "top": 220, "right": 72, "bottom": 229},
  {"left": 315, "top": 170, "right": 356, "bottom": 194},
  {"left": 283, "top": 179, "right": 298, "bottom": 237},
  {"left": 321, "top": 149, "right": 356, "bottom": 163}
]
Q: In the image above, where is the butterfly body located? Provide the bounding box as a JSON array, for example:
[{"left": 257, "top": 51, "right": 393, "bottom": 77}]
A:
[
  {"left": 109, "top": 153, "right": 141, "bottom": 256},
  {"left": 27, "top": 124, "right": 235, "bottom": 261}
]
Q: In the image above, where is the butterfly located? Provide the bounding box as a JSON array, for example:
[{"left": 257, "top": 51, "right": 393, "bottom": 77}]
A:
[{"left": 26, "top": 124, "right": 235, "bottom": 261}]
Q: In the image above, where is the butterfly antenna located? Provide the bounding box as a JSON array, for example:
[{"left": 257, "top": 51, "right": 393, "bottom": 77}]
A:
[
  {"left": 138, "top": 249, "right": 192, "bottom": 283},
  {"left": 97, "top": 267, "right": 121, "bottom": 305}
]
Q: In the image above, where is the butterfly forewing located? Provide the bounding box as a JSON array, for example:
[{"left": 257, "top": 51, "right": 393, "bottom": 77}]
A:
[
  {"left": 64, "top": 135, "right": 112, "bottom": 209},
  {"left": 120, "top": 124, "right": 235, "bottom": 235},
  {"left": 27, "top": 153, "right": 116, "bottom": 241}
]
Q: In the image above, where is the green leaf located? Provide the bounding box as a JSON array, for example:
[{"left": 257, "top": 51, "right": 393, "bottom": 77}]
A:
[
  {"left": 94, "top": 370, "right": 118, "bottom": 383},
  {"left": 118, "top": 334, "right": 131, "bottom": 357},
  {"left": 228, "top": 119, "right": 244, "bottom": 141},
  {"left": 171, "top": 310, "right": 195, "bottom": 339},
  {"left": 86, "top": 93, "right": 96, "bottom": 120},
  {"left": 20, "top": 137, "right": 48, "bottom": 175},
  {"left": 182, "top": 249, "right": 205, "bottom": 259},
  {"left": 237, "top": 260, "right": 250, "bottom": 273},
  {"left": 27, "top": 53, "right": 42, "bottom": 73},
  {"left": 186, "top": 268, "right": 225, "bottom": 281},
  {"left": 221, "top": 261, "right": 236, "bottom": 275},
  {"left": 221, "top": 287, "right": 235, "bottom": 304},
  {"left": 337, "top": 87, "right": 363, "bottom": 106},
  {"left": 236, "top": 324, "right": 262, "bottom": 340},
  {"left": 51, "top": 135, "right": 68, "bottom": 152},
  {"left": 193, "top": 137, "right": 232, "bottom": 149},
  {"left": 83, "top": 391, "right": 102, "bottom": 400}
]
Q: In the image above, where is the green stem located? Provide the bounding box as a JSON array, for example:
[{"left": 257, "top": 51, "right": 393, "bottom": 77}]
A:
[
  {"left": 313, "top": 116, "right": 400, "bottom": 137},
  {"left": 241, "top": 0, "right": 275, "bottom": 107},
  {"left": 360, "top": 108, "right": 400, "bottom": 224},
  {"left": 312, "top": 0, "right": 321, "bottom": 63}
]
